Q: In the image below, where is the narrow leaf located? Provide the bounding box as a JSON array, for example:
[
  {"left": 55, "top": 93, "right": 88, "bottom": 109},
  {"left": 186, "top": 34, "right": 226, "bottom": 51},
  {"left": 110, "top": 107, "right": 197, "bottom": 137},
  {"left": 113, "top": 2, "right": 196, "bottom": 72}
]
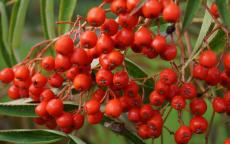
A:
[
  {"left": 209, "top": 30, "right": 226, "bottom": 52},
  {"left": 58, "top": 0, "right": 77, "bottom": 34},
  {"left": 68, "top": 134, "right": 86, "bottom": 144},
  {"left": 215, "top": 0, "right": 230, "bottom": 28},
  {"left": 182, "top": 0, "right": 200, "bottom": 32},
  {"left": 0, "top": 129, "right": 66, "bottom": 144}
]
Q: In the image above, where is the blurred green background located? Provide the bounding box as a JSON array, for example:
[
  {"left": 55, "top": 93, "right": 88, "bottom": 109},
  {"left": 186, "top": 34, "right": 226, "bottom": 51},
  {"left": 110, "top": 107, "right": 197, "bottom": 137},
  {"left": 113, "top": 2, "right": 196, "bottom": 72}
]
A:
[{"left": 0, "top": 0, "right": 229, "bottom": 144}]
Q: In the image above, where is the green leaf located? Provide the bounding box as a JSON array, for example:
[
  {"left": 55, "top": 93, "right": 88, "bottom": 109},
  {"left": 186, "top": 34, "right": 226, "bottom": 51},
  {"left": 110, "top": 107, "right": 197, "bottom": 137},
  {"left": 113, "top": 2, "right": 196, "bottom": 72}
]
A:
[
  {"left": 0, "top": 1, "right": 12, "bottom": 66},
  {"left": 210, "top": 30, "right": 226, "bottom": 52},
  {"left": 125, "top": 58, "right": 154, "bottom": 103},
  {"left": 58, "top": 0, "right": 77, "bottom": 34},
  {"left": 40, "top": 0, "right": 56, "bottom": 39},
  {"left": 11, "top": 0, "right": 30, "bottom": 49},
  {"left": 215, "top": 0, "right": 230, "bottom": 28},
  {"left": 0, "top": 129, "right": 66, "bottom": 144},
  {"left": 182, "top": 0, "right": 200, "bottom": 32},
  {"left": 68, "top": 134, "right": 86, "bottom": 144}
]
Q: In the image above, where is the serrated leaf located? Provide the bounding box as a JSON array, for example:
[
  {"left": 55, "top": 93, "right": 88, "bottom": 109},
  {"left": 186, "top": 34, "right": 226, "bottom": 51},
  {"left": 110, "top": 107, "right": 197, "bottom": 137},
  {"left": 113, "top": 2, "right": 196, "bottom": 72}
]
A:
[
  {"left": 125, "top": 58, "right": 154, "bottom": 103},
  {"left": 215, "top": 0, "right": 230, "bottom": 28},
  {"left": 182, "top": 0, "right": 200, "bottom": 32},
  {"left": 58, "top": 0, "right": 77, "bottom": 34},
  {"left": 68, "top": 134, "right": 86, "bottom": 144},
  {"left": 0, "top": 129, "right": 66, "bottom": 144}
]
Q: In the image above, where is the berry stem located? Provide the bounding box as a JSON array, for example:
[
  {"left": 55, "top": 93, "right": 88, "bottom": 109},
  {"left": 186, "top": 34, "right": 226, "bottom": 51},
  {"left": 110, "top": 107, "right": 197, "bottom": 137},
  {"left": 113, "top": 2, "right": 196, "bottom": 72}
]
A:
[{"left": 205, "top": 110, "right": 216, "bottom": 144}]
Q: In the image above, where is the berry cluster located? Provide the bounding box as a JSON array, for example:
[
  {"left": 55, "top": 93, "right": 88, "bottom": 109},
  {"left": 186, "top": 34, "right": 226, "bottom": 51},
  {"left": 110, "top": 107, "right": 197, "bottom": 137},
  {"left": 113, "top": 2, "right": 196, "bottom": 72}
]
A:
[{"left": 0, "top": 0, "right": 229, "bottom": 143}]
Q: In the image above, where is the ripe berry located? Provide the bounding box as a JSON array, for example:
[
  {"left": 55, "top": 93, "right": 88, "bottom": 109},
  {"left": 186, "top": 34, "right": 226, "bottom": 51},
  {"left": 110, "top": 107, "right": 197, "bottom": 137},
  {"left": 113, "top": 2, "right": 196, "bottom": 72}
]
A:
[
  {"left": 8, "top": 85, "right": 20, "bottom": 99},
  {"left": 48, "top": 73, "right": 64, "bottom": 88},
  {"left": 210, "top": 3, "right": 219, "bottom": 18},
  {"left": 137, "top": 124, "right": 152, "bottom": 139},
  {"left": 124, "top": 80, "right": 139, "bottom": 97},
  {"left": 110, "top": 0, "right": 127, "bottom": 15},
  {"left": 163, "top": 2, "right": 180, "bottom": 23},
  {"left": 174, "top": 126, "right": 192, "bottom": 144},
  {"left": 212, "top": 97, "right": 226, "bottom": 113},
  {"left": 96, "top": 69, "right": 113, "bottom": 87},
  {"left": 73, "top": 113, "right": 84, "bottom": 129},
  {"left": 159, "top": 68, "right": 177, "bottom": 85},
  {"left": 155, "top": 80, "right": 169, "bottom": 96},
  {"left": 45, "top": 118, "right": 57, "bottom": 129},
  {"left": 91, "top": 88, "right": 105, "bottom": 102},
  {"left": 180, "top": 83, "right": 197, "bottom": 99},
  {"left": 113, "top": 28, "right": 134, "bottom": 49},
  {"left": 149, "top": 91, "right": 165, "bottom": 106},
  {"left": 74, "top": 74, "right": 91, "bottom": 91},
  {"left": 55, "top": 35, "right": 74, "bottom": 55},
  {"left": 87, "top": 111, "right": 103, "bottom": 124},
  {"left": 151, "top": 35, "right": 166, "bottom": 54},
  {"left": 128, "top": 108, "right": 141, "bottom": 123},
  {"left": 31, "top": 73, "right": 47, "bottom": 88},
  {"left": 84, "top": 99, "right": 101, "bottom": 115},
  {"left": 224, "top": 138, "right": 230, "bottom": 144},
  {"left": 0, "top": 68, "right": 14, "bottom": 83},
  {"left": 160, "top": 43, "right": 177, "bottom": 61},
  {"left": 193, "top": 64, "right": 208, "bottom": 80},
  {"left": 41, "top": 56, "right": 55, "bottom": 71},
  {"left": 142, "top": 0, "right": 162, "bottom": 18},
  {"left": 101, "top": 19, "right": 119, "bottom": 36},
  {"left": 142, "top": 46, "right": 158, "bottom": 59},
  {"left": 205, "top": 67, "right": 220, "bottom": 86},
  {"left": 33, "top": 117, "right": 46, "bottom": 125},
  {"left": 105, "top": 99, "right": 123, "bottom": 118},
  {"left": 80, "top": 31, "right": 98, "bottom": 48},
  {"left": 224, "top": 91, "right": 230, "bottom": 112},
  {"left": 14, "top": 66, "right": 30, "bottom": 81},
  {"left": 56, "top": 112, "right": 73, "bottom": 128},
  {"left": 46, "top": 99, "right": 64, "bottom": 117},
  {"left": 71, "top": 48, "right": 90, "bottom": 66},
  {"left": 41, "top": 89, "right": 55, "bottom": 102},
  {"left": 35, "top": 101, "right": 48, "bottom": 117},
  {"left": 14, "top": 78, "right": 31, "bottom": 89},
  {"left": 127, "top": 0, "right": 140, "bottom": 12},
  {"left": 107, "top": 50, "right": 124, "bottom": 67},
  {"left": 140, "top": 104, "right": 154, "bottom": 121},
  {"left": 87, "top": 7, "right": 106, "bottom": 27},
  {"left": 199, "top": 50, "right": 217, "bottom": 68},
  {"left": 220, "top": 71, "right": 230, "bottom": 88},
  {"left": 147, "top": 114, "right": 163, "bottom": 138},
  {"left": 189, "top": 116, "right": 208, "bottom": 134},
  {"left": 113, "top": 71, "right": 129, "bottom": 89},
  {"left": 66, "top": 66, "right": 79, "bottom": 81},
  {"left": 134, "top": 27, "right": 152, "bottom": 47},
  {"left": 171, "top": 96, "right": 186, "bottom": 110},
  {"left": 55, "top": 54, "right": 71, "bottom": 72},
  {"left": 96, "top": 34, "right": 114, "bottom": 54},
  {"left": 223, "top": 52, "right": 230, "bottom": 69},
  {"left": 190, "top": 98, "right": 207, "bottom": 116},
  {"left": 118, "top": 13, "right": 139, "bottom": 29},
  {"left": 29, "top": 84, "right": 44, "bottom": 96}
]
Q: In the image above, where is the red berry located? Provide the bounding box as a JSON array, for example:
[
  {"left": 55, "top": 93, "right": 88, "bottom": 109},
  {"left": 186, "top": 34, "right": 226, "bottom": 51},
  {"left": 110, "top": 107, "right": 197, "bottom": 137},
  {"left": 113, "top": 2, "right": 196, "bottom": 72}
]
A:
[
  {"left": 113, "top": 71, "right": 129, "bottom": 89},
  {"left": 149, "top": 91, "right": 165, "bottom": 106},
  {"left": 41, "top": 56, "right": 55, "bottom": 71},
  {"left": 8, "top": 85, "right": 20, "bottom": 99},
  {"left": 142, "top": 0, "right": 162, "bottom": 18},
  {"left": 118, "top": 13, "right": 139, "bottom": 29},
  {"left": 159, "top": 68, "right": 177, "bottom": 85},
  {"left": 55, "top": 54, "right": 71, "bottom": 72},
  {"left": 73, "top": 113, "right": 84, "bottom": 129},
  {"left": 155, "top": 80, "right": 169, "bottom": 96},
  {"left": 151, "top": 35, "right": 166, "bottom": 54},
  {"left": 14, "top": 66, "right": 30, "bottom": 81},
  {"left": 96, "top": 69, "right": 113, "bottom": 87},
  {"left": 137, "top": 124, "right": 152, "bottom": 139},
  {"left": 174, "top": 126, "right": 192, "bottom": 144},
  {"left": 55, "top": 36, "right": 74, "bottom": 55},
  {"left": 210, "top": 3, "right": 219, "bottom": 18},
  {"left": 31, "top": 73, "right": 47, "bottom": 88},
  {"left": 110, "top": 0, "right": 127, "bottom": 15},
  {"left": 41, "top": 89, "right": 55, "bottom": 102},
  {"left": 127, "top": 0, "right": 140, "bottom": 12},
  {"left": 140, "top": 104, "right": 154, "bottom": 121},
  {"left": 107, "top": 50, "right": 124, "bottom": 67},
  {"left": 91, "top": 88, "right": 105, "bottom": 102},
  {"left": 96, "top": 34, "right": 114, "bottom": 54},
  {"left": 212, "top": 97, "right": 226, "bottom": 113},
  {"left": 124, "top": 80, "right": 139, "bottom": 97},
  {"left": 74, "top": 74, "right": 91, "bottom": 91},
  {"left": 56, "top": 112, "right": 73, "bottom": 128},
  {"left": 190, "top": 98, "right": 207, "bottom": 116},
  {"left": 87, "top": 7, "right": 106, "bottom": 27},
  {"left": 190, "top": 116, "right": 208, "bottom": 134},
  {"left": 66, "top": 66, "right": 79, "bottom": 81},
  {"left": 147, "top": 114, "right": 163, "bottom": 138},
  {"left": 61, "top": 127, "right": 74, "bottom": 134},
  {"left": 205, "top": 67, "right": 220, "bottom": 86},
  {"left": 134, "top": 27, "right": 152, "bottom": 47},
  {"left": 105, "top": 99, "right": 123, "bottom": 118},
  {"left": 0, "top": 68, "right": 14, "bottom": 83},
  {"left": 14, "top": 78, "right": 31, "bottom": 89},
  {"left": 71, "top": 48, "right": 90, "bottom": 66},
  {"left": 142, "top": 46, "right": 158, "bottom": 59},
  {"left": 48, "top": 73, "right": 64, "bottom": 88},
  {"left": 84, "top": 99, "right": 101, "bottom": 115},
  {"left": 33, "top": 117, "right": 46, "bottom": 125},
  {"left": 29, "top": 84, "right": 44, "bottom": 96},
  {"left": 180, "top": 83, "right": 197, "bottom": 99},
  {"left": 171, "top": 96, "right": 186, "bottom": 110},
  {"left": 35, "top": 101, "right": 48, "bottom": 117},
  {"left": 80, "top": 31, "right": 98, "bottom": 48},
  {"left": 101, "top": 19, "right": 119, "bottom": 36},
  {"left": 163, "top": 2, "right": 180, "bottom": 23},
  {"left": 199, "top": 50, "right": 217, "bottom": 68},
  {"left": 160, "top": 43, "right": 177, "bottom": 61},
  {"left": 46, "top": 99, "right": 64, "bottom": 117},
  {"left": 224, "top": 91, "right": 230, "bottom": 112},
  {"left": 113, "top": 28, "right": 134, "bottom": 49},
  {"left": 45, "top": 118, "right": 57, "bottom": 129},
  {"left": 223, "top": 52, "right": 230, "bottom": 69},
  {"left": 193, "top": 64, "right": 208, "bottom": 80},
  {"left": 220, "top": 71, "right": 230, "bottom": 88},
  {"left": 224, "top": 138, "right": 230, "bottom": 144},
  {"left": 128, "top": 108, "right": 141, "bottom": 123},
  {"left": 87, "top": 111, "right": 103, "bottom": 124}
]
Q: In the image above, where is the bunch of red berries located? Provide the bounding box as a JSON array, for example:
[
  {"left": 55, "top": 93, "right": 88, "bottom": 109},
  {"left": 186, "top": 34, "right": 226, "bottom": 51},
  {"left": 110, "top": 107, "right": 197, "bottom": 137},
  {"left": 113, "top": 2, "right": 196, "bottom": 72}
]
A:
[{"left": 0, "top": 0, "right": 229, "bottom": 143}]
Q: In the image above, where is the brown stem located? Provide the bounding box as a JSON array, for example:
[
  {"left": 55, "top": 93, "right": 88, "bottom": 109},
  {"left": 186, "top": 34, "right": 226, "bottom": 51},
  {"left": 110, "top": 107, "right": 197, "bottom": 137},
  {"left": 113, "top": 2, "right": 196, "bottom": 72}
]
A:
[
  {"left": 205, "top": 110, "right": 216, "bottom": 144},
  {"left": 163, "top": 125, "right": 174, "bottom": 135},
  {"left": 184, "top": 31, "right": 193, "bottom": 74},
  {"left": 164, "top": 107, "right": 173, "bottom": 122}
]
